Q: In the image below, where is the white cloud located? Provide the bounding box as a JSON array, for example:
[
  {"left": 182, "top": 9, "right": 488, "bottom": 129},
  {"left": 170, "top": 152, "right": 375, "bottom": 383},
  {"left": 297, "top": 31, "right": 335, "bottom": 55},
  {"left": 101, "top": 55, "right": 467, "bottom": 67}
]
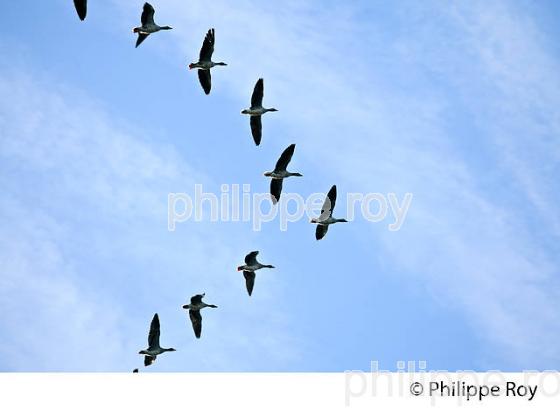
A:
[
  {"left": 104, "top": 0, "right": 560, "bottom": 368},
  {"left": 2, "top": 0, "right": 559, "bottom": 370},
  {"left": 0, "top": 67, "right": 300, "bottom": 371},
  {"left": 0, "top": 198, "right": 128, "bottom": 370}
]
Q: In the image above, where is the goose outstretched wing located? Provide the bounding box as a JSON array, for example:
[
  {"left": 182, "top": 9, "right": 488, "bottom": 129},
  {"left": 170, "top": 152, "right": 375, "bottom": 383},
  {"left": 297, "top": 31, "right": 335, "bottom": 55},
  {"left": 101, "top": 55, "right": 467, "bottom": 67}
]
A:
[
  {"left": 148, "top": 313, "right": 160, "bottom": 350},
  {"left": 250, "top": 78, "right": 264, "bottom": 109},
  {"left": 274, "top": 144, "right": 295, "bottom": 173},
  {"left": 141, "top": 3, "right": 155, "bottom": 26},
  {"left": 189, "top": 310, "right": 202, "bottom": 338},
  {"left": 250, "top": 116, "right": 262, "bottom": 146},
  {"left": 243, "top": 270, "right": 256, "bottom": 296},
  {"left": 74, "top": 0, "right": 87, "bottom": 20},
  {"left": 244, "top": 251, "right": 259, "bottom": 265},
  {"left": 199, "top": 29, "right": 215, "bottom": 62},
  {"left": 319, "top": 185, "right": 337, "bottom": 220}
]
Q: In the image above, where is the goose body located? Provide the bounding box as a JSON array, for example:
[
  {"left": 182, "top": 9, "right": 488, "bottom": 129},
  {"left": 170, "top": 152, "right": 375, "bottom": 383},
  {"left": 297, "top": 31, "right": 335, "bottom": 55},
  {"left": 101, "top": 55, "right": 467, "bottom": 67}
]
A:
[
  {"left": 243, "top": 107, "right": 275, "bottom": 116},
  {"left": 241, "top": 79, "right": 278, "bottom": 145},
  {"left": 237, "top": 251, "right": 275, "bottom": 296},
  {"left": 189, "top": 29, "right": 227, "bottom": 94},
  {"left": 182, "top": 293, "right": 217, "bottom": 339},
  {"left": 138, "top": 313, "right": 176, "bottom": 366},
  {"left": 132, "top": 3, "right": 172, "bottom": 48},
  {"left": 264, "top": 144, "right": 302, "bottom": 203},
  {"left": 311, "top": 185, "right": 348, "bottom": 240}
]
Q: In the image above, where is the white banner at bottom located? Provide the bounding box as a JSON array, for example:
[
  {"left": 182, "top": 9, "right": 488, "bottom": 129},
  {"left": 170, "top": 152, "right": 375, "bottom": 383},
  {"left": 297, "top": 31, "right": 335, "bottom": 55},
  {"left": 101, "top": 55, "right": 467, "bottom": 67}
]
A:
[{"left": 0, "top": 372, "right": 559, "bottom": 409}]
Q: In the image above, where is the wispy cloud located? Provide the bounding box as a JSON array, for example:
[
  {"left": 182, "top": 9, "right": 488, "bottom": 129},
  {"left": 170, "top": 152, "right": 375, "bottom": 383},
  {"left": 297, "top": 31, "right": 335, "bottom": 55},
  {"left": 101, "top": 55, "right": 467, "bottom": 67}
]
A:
[
  {"left": 0, "top": 66, "right": 301, "bottom": 371},
  {"left": 1, "top": 0, "right": 559, "bottom": 371},
  {"left": 104, "top": 0, "right": 560, "bottom": 368}
]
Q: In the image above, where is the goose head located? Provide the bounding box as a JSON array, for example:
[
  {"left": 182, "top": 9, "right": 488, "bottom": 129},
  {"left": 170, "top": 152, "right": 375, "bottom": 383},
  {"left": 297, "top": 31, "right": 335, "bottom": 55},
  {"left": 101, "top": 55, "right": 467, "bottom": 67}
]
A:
[{"left": 263, "top": 171, "right": 274, "bottom": 177}]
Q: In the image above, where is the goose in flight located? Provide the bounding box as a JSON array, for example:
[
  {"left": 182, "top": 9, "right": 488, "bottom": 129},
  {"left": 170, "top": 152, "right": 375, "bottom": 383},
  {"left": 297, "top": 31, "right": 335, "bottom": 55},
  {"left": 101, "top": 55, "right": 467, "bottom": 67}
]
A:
[
  {"left": 132, "top": 3, "right": 172, "bottom": 48},
  {"left": 311, "top": 185, "right": 348, "bottom": 240},
  {"left": 264, "top": 144, "right": 302, "bottom": 203},
  {"left": 241, "top": 79, "right": 278, "bottom": 146},
  {"left": 132, "top": 368, "right": 139, "bottom": 373},
  {"left": 138, "top": 313, "right": 176, "bottom": 366},
  {"left": 73, "top": 0, "right": 87, "bottom": 20},
  {"left": 237, "top": 251, "right": 275, "bottom": 296},
  {"left": 182, "top": 293, "right": 218, "bottom": 339},
  {"left": 189, "top": 29, "right": 227, "bottom": 94}
]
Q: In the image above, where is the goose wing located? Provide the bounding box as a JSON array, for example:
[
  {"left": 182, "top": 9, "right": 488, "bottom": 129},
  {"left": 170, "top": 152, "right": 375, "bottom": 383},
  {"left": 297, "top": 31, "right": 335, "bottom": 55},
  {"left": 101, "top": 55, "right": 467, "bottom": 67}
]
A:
[
  {"left": 319, "top": 185, "right": 337, "bottom": 220},
  {"left": 243, "top": 270, "right": 256, "bottom": 296},
  {"left": 144, "top": 355, "right": 155, "bottom": 367},
  {"left": 198, "top": 69, "right": 211, "bottom": 95},
  {"left": 199, "top": 28, "right": 215, "bottom": 62},
  {"left": 74, "top": 0, "right": 87, "bottom": 21},
  {"left": 270, "top": 178, "right": 283, "bottom": 204},
  {"left": 244, "top": 251, "right": 259, "bottom": 265},
  {"left": 315, "top": 224, "right": 329, "bottom": 240},
  {"left": 141, "top": 2, "right": 155, "bottom": 26},
  {"left": 250, "top": 116, "right": 262, "bottom": 146},
  {"left": 250, "top": 78, "right": 264, "bottom": 109},
  {"left": 274, "top": 144, "right": 296, "bottom": 173},
  {"left": 148, "top": 313, "right": 160, "bottom": 350},
  {"left": 189, "top": 310, "right": 202, "bottom": 338},
  {"left": 136, "top": 33, "right": 149, "bottom": 48}
]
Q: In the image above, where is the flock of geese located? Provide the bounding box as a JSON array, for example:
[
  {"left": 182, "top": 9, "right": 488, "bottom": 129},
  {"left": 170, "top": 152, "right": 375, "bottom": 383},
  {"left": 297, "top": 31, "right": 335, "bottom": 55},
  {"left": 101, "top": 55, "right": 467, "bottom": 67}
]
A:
[{"left": 72, "top": 1, "right": 348, "bottom": 370}]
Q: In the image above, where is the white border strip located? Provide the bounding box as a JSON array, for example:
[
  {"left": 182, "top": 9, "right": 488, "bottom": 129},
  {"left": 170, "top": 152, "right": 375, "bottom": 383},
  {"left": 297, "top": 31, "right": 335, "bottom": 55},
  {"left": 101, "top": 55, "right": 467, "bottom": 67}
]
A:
[{"left": 0, "top": 373, "right": 558, "bottom": 409}]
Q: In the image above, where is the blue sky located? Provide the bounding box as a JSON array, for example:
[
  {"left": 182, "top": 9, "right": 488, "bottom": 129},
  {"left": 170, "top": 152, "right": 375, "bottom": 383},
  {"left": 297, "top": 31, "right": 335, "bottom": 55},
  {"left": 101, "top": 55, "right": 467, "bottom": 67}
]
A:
[{"left": 1, "top": 0, "right": 560, "bottom": 371}]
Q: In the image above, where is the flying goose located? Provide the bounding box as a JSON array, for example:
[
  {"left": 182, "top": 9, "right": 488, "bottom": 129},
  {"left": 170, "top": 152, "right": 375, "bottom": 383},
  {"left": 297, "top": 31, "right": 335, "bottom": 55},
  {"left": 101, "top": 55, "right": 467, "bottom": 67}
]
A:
[
  {"left": 311, "top": 185, "right": 348, "bottom": 240},
  {"left": 237, "top": 251, "right": 275, "bottom": 296},
  {"left": 182, "top": 293, "right": 218, "bottom": 339},
  {"left": 73, "top": 0, "right": 87, "bottom": 20},
  {"left": 241, "top": 79, "right": 278, "bottom": 146},
  {"left": 132, "top": 3, "right": 172, "bottom": 48},
  {"left": 264, "top": 144, "right": 302, "bottom": 203},
  {"left": 138, "top": 313, "right": 176, "bottom": 366},
  {"left": 132, "top": 368, "right": 139, "bottom": 373},
  {"left": 189, "top": 29, "right": 227, "bottom": 95}
]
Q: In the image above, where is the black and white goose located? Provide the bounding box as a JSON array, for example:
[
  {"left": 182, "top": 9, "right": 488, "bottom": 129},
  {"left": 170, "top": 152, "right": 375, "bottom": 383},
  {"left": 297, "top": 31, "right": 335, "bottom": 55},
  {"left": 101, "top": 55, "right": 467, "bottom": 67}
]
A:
[
  {"left": 237, "top": 251, "right": 275, "bottom": 296},
  {"left": 182, "top": 293, "right": 218, "bottom": 339},
  {"left": 132, "top": 3, "right": 172, "bottom": 48},
  {"left": 264, "top": 144, "right": 302, "bottom": 203},
  {"left": 73, "top": 0, "right": 87, "bottom": 20},
  {"left": 241, "top": 79, "right": 278, "bottom": 146},
  {"left": 189, "top": 29, "right": 227, "bottom": 95},
  {"left": 311, "top": 185, "right": 348, "bottom": 240},
  {"left": 138, "top": 313, "right": 176, "bottom": 367}
]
